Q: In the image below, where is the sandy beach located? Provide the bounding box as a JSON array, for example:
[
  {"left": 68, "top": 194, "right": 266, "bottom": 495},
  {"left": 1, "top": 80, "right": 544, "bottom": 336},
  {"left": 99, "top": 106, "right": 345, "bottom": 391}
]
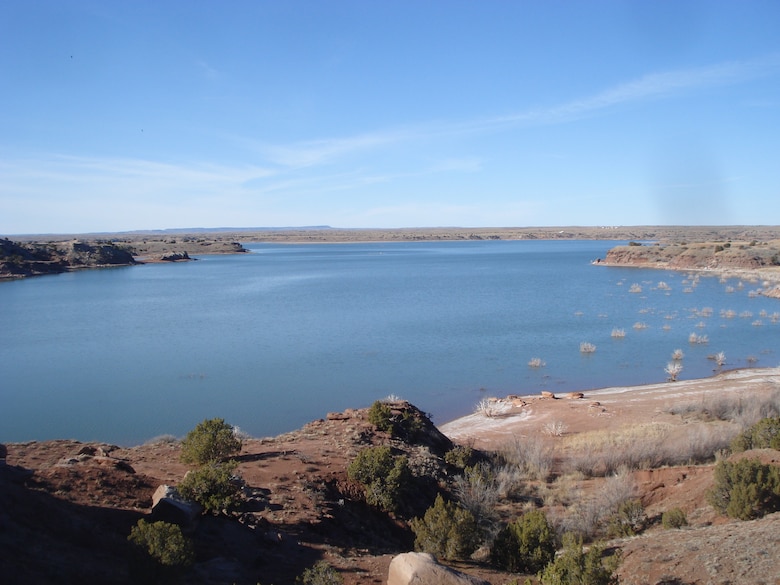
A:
[{"left": 440, "top": 366, "right": 780, "bottom": 449}]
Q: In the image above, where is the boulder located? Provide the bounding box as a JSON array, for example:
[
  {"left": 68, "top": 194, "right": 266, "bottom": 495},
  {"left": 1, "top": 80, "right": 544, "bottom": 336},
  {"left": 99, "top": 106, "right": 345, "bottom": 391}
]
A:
[
  {"left": 387, "top": 552, "right": 490, "bottom": 585},
  {"left": 150, "top": 485, "right": 203, "bottom": 534}
]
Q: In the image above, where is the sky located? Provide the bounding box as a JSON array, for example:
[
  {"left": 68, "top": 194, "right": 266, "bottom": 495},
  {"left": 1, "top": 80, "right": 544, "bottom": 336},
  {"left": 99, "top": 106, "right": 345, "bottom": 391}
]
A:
[{"left": 1, "top": 1, "right": 780, "bottom": 234}]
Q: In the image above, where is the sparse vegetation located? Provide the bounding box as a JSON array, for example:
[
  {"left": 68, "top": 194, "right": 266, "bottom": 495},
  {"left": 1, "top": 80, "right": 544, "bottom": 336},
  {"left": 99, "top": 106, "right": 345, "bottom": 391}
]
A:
[
  {"left": 410, "top": 494, "right": 481, "bottom": 560},
  {"left": 179, "top": 418, "right": 242, "bottom": 466}
]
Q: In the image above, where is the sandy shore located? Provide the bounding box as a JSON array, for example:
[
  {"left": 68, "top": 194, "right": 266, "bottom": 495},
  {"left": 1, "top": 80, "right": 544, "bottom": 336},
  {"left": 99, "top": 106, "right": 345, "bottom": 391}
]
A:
[{"left": 439, "top": 366, "right": 780, "bottom": 448}]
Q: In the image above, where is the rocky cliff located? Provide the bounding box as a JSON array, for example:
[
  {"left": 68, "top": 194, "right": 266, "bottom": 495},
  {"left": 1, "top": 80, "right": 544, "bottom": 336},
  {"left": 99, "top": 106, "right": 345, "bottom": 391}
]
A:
[{"left": 0, "top": 239, "right": 136, "bottom": 279}]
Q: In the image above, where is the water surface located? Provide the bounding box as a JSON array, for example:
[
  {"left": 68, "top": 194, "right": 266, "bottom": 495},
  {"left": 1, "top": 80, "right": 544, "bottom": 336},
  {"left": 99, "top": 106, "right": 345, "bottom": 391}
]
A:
[{"left": 1, "top": 240, "right": 777, "bottom": 444}]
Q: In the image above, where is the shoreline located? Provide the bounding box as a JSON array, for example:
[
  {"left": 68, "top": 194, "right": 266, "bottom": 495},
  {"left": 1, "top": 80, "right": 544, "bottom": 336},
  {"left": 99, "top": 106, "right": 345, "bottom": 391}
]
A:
[
  {"left": 5, "top": 367, "right": 779, "bottom": 448},
  {"left": 594, "top": 259, "right": 780, "bottom": 285},
  {"left": 439, "top": 366, "right": 780, "bottom": 448}
]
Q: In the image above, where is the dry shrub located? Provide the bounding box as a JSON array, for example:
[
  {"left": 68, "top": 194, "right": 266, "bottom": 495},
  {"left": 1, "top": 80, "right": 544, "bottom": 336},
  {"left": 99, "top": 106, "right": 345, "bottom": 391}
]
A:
[
  {"left": 556, "top": 469, "right": 637, "bottom": 540},
  {"left": 500, "top": 434, "right": 555, "bottom": 482},
  {"left": 667, "top": 386, "right": 780, "bottom": 428},
  {"left": 452, "top": 461, "right": 502, "bottom": 535}
]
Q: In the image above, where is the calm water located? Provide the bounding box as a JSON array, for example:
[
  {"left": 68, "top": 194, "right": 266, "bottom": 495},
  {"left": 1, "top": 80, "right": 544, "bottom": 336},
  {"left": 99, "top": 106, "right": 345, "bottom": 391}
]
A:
[{"left": 1, "top": 240, "right": 778, "bottom": 445}]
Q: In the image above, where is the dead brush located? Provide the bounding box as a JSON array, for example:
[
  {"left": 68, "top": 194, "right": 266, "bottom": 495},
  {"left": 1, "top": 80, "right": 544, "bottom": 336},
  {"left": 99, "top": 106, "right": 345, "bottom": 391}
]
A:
[{"left": 499, "top": 434, "right": 555, "bottom": 482}]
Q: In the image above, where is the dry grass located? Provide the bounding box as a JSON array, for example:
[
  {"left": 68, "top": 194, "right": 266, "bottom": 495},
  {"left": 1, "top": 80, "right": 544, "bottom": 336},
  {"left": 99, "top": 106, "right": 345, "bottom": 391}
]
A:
[
  {"left": 552, "top": 468, "right": 638, "bottom": 540},
  {"left": 560, "top": 422, "right": 736, "bottom": 477},
  {"left": 499, "top": 434, "right": 556, "bottom": 483},
  {"left": 666, "top": 385, "right": 780, "bottom": 429}
]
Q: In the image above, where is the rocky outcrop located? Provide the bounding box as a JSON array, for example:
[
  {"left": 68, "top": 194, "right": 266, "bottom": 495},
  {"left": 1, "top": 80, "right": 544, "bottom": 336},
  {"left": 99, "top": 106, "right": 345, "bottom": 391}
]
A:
[
  {"left": 150, "top": 484, "right": 203, "bottom": 533},
  {"left": 602, "top": 241, "right": 780, "bottom": 271},
  {"left": 387, "top": 552, "right": 490, "bottom": 585},
  {"left": 0, "top": 238, "right": 135, "bottom": 279}
]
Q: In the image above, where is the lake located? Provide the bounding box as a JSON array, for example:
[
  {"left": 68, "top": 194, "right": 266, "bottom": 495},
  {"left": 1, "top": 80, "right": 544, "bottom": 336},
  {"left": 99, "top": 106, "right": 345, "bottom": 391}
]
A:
[{"left": 1, "top": 240, "right": 778, "bottom": 445}]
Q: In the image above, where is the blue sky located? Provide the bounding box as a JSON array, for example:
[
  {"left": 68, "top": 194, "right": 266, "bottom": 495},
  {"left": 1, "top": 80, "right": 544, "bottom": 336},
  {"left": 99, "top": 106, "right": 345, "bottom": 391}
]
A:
[{"left": 2, "top": 1, "right": 779, "bottom": 234}]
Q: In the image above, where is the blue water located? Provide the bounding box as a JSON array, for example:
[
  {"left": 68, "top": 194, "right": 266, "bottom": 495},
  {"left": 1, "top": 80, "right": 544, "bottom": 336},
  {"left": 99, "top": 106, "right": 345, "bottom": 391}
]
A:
[{"left": 1, "top": 240, "right": 778, "bottom": 445}]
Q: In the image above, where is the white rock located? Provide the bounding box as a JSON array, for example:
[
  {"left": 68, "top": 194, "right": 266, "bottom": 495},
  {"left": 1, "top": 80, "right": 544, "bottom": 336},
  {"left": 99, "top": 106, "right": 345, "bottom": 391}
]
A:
[{"left": 387, "top": 552, "right": 490, "bottom": 585}]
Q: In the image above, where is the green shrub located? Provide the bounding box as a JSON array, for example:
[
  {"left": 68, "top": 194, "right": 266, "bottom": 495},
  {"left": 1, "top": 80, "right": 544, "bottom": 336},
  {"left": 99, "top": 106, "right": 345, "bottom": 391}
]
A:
[
  {"left": 178, "top": 461, "right": 242, "bottom": 514},
  {"left": 128, "top": 519, "right": 194, "bottom": 583},
  {"left": 367, "top": 401, "right": 424, "bottom": 440},
  {"left": 444, "top": 444, "right": 476, "bottom": 469},
  {"left": 606, "top": 499, "right": 645, "bottom": 537},
  {"left": 296, "top": 561, "right": 343, "bottom": 585},
  {"left": 538, "top": 532, "right": 620, "bottom": 585},
  {"left": 730, "top": 417, "right": 780, "bottom": 453},
  {"left": 368, "top": 401, "right": 394, "bottom": 432},
  {"left": 410, "top": 494, "right": 481, "bottom": 560},
  {"left": 707, "top": 458, "right": 780, "bottom": 520},
  {"left": 180, "top": 417, "right": 242, "bottom": 465},
  {"left": 491, "top": 509, "right": 556, "bottom": 574},
  {"left": 347, "top": 446, "right": 410, "bottom": 513},
  {"left": 661, "top": 507, "right": 688, "bottom": 529}
]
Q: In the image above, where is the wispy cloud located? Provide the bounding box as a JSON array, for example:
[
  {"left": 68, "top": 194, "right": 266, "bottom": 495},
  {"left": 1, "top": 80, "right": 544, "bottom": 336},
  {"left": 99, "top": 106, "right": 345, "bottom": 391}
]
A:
[
  {"left": 196, "top": 60, "right": 220, "bottom": 81},
  {"left": 256, "top": 54, "right": 780, "bottom": 169},
  {"left": 487, "top": 54, "right": 780, "bottom": 128},
  {"left": 254, "top": 129, "right": 414, "bottom": 169}
]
